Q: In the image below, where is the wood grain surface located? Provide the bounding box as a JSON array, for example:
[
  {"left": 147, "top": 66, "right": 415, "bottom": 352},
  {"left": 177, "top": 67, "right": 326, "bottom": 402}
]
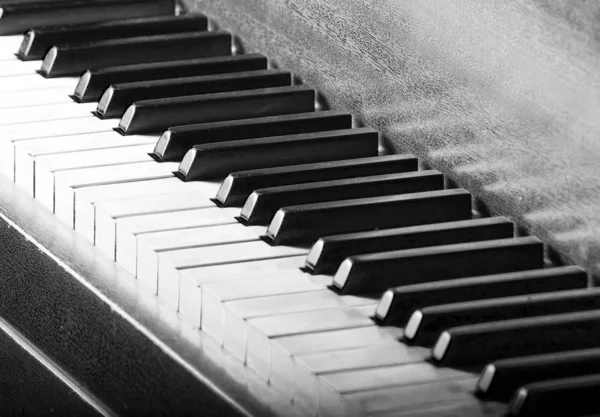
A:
[{"left": 183, "top": 0, "right": 600, "bottom": 281}]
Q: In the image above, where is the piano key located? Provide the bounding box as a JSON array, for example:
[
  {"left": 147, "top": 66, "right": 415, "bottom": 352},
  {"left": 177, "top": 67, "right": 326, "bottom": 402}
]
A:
[
  {"left": 478, "top": 348, "right": 600, "bottom": 402},
  {"left": 377, "top": 399, "right": 505, "bottom": 417},
  {"left": 266, "top": 188, "right": 472, "bottom": 246},
  {"left": 405, "top": 288, "right": 600, "bottom": 346},
  {"left": 375, "top": 266, "right": 588, "bottom": 326},
  {"left": 19, "top": 142, "right": 156, "bottom": 196},
  {"left": 0, "top": 58, "right": 40, "bottom": 76},
  {"left": 307, "top": 217, "right": 514, "bottom": 275},
  {"left": 137, "top": 222, "right": 266, "bottom": 287},
  {"left": 96, "top": 69, "right": 292, "bottom": 119},
  {"left": 0, "top": 87, "right": 74, "bottom": 108},
  {"left": 0, "top": 118, "right": 119, "bottom": 180},
  {"left": 0, "top": 0, "right": 175, "bottom": 36},
  {"left": 241, "top": 170, "right": 444, "bottom": 225},
  {"left": 317, "top": 363, "right": 473, "bottom": 417},
  {"left": 0, "top": 102, "right": 97, "bottom": 126},
  {"left": 245, "top": 305, "right": 377, "bottom": 380},
  {"left": 153, "top": 110, "right": 352, "bottom": 162},
  {"left": 117, "top": 85, "right": 315, "bottom": 134},
  {"left": 17, "top": 14, "right": 208, "bottom": 61},
  {"left": 294, "top": 344, "right": 430, "bottom": 415},
  {"left": 179, "top": 128, "right": 379, "bottom": 181},
  {"left": 432, "top": 309, "right": 600, "bottom": 368},
  {"left": 115, "top": 207, "right": 240, "bottom": 278},
  {"left": 508, "top": 374, "right": 600, "bottom": 417},
  {"left": 334, "top": 237, "right": 544, "bottom": 295},
  {"left": 344, "top": 378, "right": 480, "bottom": 417},
  {"left": 0, "top": 35, "right": 22, "bottom": 59},
  {"left": 52, "top": 161, "right": 179, "bottom": 225},
  {"left": 73, "top": 177, "right": 213, "bottom": 242},
  {"left": 216, "top": 154, "right": 419, "bottom": 207},
  {"left": 94, "top": 186, "right": 223, "bottom": 257},
  {"left": 73, "top": 54, "right": 268, "bottom": 103},
  {"left": 0, "top": 73, "right": 76, "bottom": 92},
  {"left": 40, "top": 31, "right": 232, "bottom": 77}
]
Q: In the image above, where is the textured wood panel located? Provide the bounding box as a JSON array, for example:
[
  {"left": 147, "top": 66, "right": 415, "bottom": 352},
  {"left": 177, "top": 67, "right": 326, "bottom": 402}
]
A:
[{"left": 184, "top": 0, "right": 600, "bottom": 281}]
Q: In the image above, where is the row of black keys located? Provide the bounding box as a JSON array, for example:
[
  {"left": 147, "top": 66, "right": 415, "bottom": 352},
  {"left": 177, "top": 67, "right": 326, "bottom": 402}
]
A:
[{"left": 7, "top": 11, "right": 600, "bottom": 417}]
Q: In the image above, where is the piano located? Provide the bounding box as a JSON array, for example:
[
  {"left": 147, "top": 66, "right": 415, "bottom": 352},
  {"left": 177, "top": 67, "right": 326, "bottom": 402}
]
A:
[{"left": 1, "top": 0, "right": 599, "bottom": 416}]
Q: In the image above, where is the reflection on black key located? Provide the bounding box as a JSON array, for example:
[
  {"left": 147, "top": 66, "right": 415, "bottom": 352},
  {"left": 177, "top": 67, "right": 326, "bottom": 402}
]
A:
[
  {"left": 17, "top": 14, "right": 207, "bottom": 60},
  {"left": 266, "top": 188, "right": 472, "bottom": 246},
  {"left": 334, "top": 237, "right": 543, "bottom": 295},
  {"left": 479, "top": 348, "right": 600, "bottom": 402},
  {"left": 215, "top": 154, "right": 418, "bottom": 207},
  {"left": 0, "top": 0, "right": 174, "bottom": 35},
  {"left": 433, "top": 309, "right": 600, "bottom": 368},
  {"left": 117, "top": 85, "right": 315, "bottom": 134},
  {"left": 40, "top": 31, "right": 231, "bottom": 77},
  {"left": 375, "top": 266, "right": 587, "bottom": 326},
  {"left": 306, "top": 217, "right": 514, "bottom": 275},
  {"left": 96, "top": 70, "right": 292, "bottom": 119},
  {"left": 406, "top": 288, "right": 600, "bottom": 346},
  {"left": 240, "top": 171, "right": 443, "bottom": 225},
  {"left": 177, "top": 128, "right": 378, "bottom": 181},
  {"left": 509, "top": 374, "right": 600, "bottom": 417},
  {"left": 153, "top": 111, "right": 352, "bottom": 162},
  {"left": 73, "top": 54, "right": 268, "bottom": 102}
]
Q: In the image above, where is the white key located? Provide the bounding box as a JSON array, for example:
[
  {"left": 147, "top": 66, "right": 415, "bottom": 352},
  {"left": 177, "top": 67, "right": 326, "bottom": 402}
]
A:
[
  {"left": 0, "top": 74, "right": 77, "bottom": 92},
  {"left": 160, "top": 241, "right": 307, "bottom": 311},
  {"left": 294, "top": 344, "right": 430, "bottom": 415},
  {"left": 216, "top": 288, "right": 370, "bottom": 365},
  {"left": 180, "top": 256, "right": 308, "bottom": 331},
  {"left": 0, "top": 102, "right": 97, "bottom": 126},
  {"left": 95, "top": 191, "right": 219, "bottom": 260},
  {"left": 246, "top": 305, "right": 377, "bottom": 381},
  {"left": 51, "top": 161, "right": 179, "bottom": 226},
  {"left": 375, "top": 399, "right": 505, "bottom": 417},
  {"left": 0, "top": 59, "right": 39, "bottom": 77},
  {"left": 318, "top": 363, "right": 472, "bottom": 417},
  {"left": 73, "top": 178, "right": 214, "bottom": 243},
  {"left": 0, "top": 36, "right": 23, "bottom": 60},
  {"left": 344, "top": 378, "right": 479, "bottom": 417},
  {"left": 18, "top": 143, "right": 155, "bottom": 196},
  {"left": 0, "top": 87, "right": 75, "bottom": 109},
  {"left": 0, "top": 118, "right": 118, "bottom": 179},
  {"left": 16, "top": 132, "right": 157, "bottom": 196},
  {"left": 137, "top": 222, "right": 264, "bottom": 288},
  {"left": 116, "top": 207, "right": 240, "bottom": 280}
]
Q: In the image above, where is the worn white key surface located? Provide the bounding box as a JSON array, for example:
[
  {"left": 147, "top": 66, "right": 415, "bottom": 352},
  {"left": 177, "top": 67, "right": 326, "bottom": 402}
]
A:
[
  {"left": 116, "top": 207, "right": 240, "bottom": 280},
  {"left": 17, "top": 143, "right": 156, "bottom": 196},
  {"left": 157, "top": 240, "right": 307, "bottom": 310},
  {"left": 52, "top": 161, "right": 179, "bottom": 226},
  {"left": 0, "top": 102, "right": 96, "bottom": 125},
  {"left": 0, "top": 74, "right": 77, "bottom": 92},
  {"left": 137, "top": 222, "right": 264, "bottom": 288}
]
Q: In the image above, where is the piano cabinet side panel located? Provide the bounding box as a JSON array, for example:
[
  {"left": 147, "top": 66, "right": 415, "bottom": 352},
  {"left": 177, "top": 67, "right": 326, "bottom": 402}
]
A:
[{"left": 185, "top": 0, "right": 600, "bottom": 281}]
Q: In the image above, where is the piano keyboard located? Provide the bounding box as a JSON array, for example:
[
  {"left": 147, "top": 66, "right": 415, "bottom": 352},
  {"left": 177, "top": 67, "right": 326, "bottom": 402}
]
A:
[{"left": 0, "top": 2, "right": 597, "bottom": 417}]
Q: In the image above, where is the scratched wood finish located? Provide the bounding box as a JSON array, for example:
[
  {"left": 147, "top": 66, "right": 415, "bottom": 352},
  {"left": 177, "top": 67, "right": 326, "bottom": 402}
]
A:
[{"left": 184, "top": 0, "right": 600, "bottom": 281}]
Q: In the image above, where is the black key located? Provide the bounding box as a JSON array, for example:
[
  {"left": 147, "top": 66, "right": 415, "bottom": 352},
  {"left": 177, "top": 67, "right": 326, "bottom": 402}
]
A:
[
  {"left": 17, "top": 14, "right": 207, "bottom": 60},
  {"left": 433, "top": 309, "right": 600, "bottom": 368},
  {"left": 215, "top": 154, "right": 418, "bottom": 207},
  {"left": 153, "top": 110, "right": 352, "bottom": 162},
  {"left": 96, "top": 70, "right": 292, "bottom": 119},
  {"left": 40, "top": 31, "right": 231, "bottom": 77},
  {"left": 117, "top": 85, "right": 315, "bottom": 135},
  {"left": 508, "top": 374, "right": 600, "bottom": 417},
  {"left": 406, "top": 288, "right": 600, "bottom": 346},
  {"left": 265, "top": 188, "right": 472, "bottom": 246},
  {"left": 73, "top": 54, "right": 268, "bottom": 103},
  {"left": 0, "top": 0, "right": 174, "bottom": 36},
  {"left": 479, "top": 348, "right": 600, "bottom": 402},
  {"left": 177, "top": 128, "right": 378, "bottom": 181},
  {"left": 375, "top": 266, "right": 587, "bottom": 326},
  {"left": 306, "top": 217, "right": 514, "bottom": 275},
  {"left": 334, "top": 236, "right": 543, "bottom": 295},
  {"left": 240, "top": 171, "right": 444, "bottom": 225}
]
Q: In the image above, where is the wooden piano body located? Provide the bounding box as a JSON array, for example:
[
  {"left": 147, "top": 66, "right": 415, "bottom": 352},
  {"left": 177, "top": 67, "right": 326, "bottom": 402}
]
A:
[{"left": 0, "top": 0, "right": 599, "bottom": 415}]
